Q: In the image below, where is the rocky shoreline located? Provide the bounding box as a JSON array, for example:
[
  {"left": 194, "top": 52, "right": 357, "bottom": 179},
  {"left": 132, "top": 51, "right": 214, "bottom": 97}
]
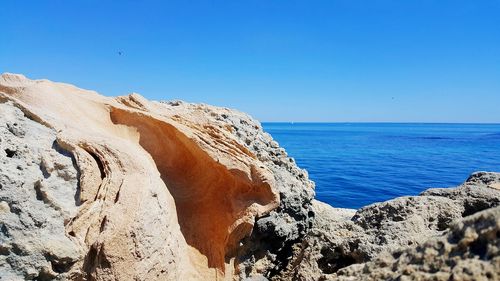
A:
[
  {"left": 280, "top": 172, "right": 500, "bottom": 281},
  {"left": 0, "top": 73, "right": 498, "bottom": 280}
]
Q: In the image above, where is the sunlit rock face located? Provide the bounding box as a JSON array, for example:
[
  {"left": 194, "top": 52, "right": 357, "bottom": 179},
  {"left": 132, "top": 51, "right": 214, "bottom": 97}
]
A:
[
  {"left": 3, "top": 73, "right": 496, "bottom": 281},
  {"left": 280, "top": 173, "right": 500, "bottom": 281},
  {"left": 0, "top": 73, "right": 316, "bottom": 280},
  {"left": 0, "top": 101, "right": 82, "bottom": 280}
]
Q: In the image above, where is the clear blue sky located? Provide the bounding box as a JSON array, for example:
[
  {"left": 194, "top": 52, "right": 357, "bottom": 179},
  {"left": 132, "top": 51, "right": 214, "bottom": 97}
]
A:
[{"left": 1, "top": 1, "right": 499, "bottom": 122}]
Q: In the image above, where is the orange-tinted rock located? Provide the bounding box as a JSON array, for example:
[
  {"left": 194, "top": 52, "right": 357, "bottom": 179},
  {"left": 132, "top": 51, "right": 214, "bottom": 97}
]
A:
[{"left": 0, "top": 73, "right": 279, "bottom": 280}]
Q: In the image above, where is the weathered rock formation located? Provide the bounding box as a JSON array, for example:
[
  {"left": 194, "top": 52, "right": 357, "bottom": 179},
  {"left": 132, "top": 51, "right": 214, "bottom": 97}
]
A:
[
  {"left": 0, "top": 101, "right": 82, "bottom": 280},
  {"left": 280, "top": 172, "right": 500, "bottom": 280},
  {"left": 0, "top": 73, "right": 314, "bottom": 280},
  {"left": 335, "top": 205, "right": 500, "bottom": 281},
  {"left": 0, "top": 73, "right": 498, "bottom": 281}
]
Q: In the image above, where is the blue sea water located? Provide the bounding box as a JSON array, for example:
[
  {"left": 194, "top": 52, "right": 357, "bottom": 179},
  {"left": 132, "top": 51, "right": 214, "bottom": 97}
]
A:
[{"left": 262, "top": 123, "right": 500, "bottom": 209}]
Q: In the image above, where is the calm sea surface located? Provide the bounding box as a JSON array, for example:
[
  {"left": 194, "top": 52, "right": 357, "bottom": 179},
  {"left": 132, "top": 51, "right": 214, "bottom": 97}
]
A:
[{"left": 262, "top": 123, "right": 500, "bottom": 209}]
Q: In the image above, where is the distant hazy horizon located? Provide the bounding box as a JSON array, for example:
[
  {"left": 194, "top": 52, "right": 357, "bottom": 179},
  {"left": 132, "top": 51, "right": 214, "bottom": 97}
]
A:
[{"left": 2, "top": 1, "right": 499, "bottom": 123}]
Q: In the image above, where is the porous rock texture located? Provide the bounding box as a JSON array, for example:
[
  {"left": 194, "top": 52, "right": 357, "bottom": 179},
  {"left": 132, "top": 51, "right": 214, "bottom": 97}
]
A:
[
  {"left": 0, "top": 73, "right": 499, "bottom": 281},
  {"left": 158, "top": 101, "right": 316, "bottom": 280},
  {"left": 335, "top": 205, "right": 500, "bottom": 281},
  {"left": 0, "top": 73, "right": 314, "bottom": 280},
  {"left": 0, "top": 101, "right": 82, "bottom": 280},
  {"left": 282, "top": 172, "right": 500, "bottom": 281}
]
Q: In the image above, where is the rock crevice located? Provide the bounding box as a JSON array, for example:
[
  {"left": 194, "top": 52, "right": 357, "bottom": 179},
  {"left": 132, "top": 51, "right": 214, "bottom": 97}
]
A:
[
  {"left": 0, "top": 73, "right": 286, "bottom": 280},
  {"left": 0, "top": 73, "right": 498, "bottom": 281},
  {"left": 109, "top": 106, "right": 278, "bottom": 270}
]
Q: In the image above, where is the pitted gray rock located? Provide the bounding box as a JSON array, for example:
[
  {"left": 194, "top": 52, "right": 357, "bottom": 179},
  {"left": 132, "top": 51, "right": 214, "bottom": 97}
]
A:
[
  {"left": 279, "top": 173, "right": 500, "bottom": 280},
  {"left": 0, "top": 102, "right": 82, "bottom": 280}
]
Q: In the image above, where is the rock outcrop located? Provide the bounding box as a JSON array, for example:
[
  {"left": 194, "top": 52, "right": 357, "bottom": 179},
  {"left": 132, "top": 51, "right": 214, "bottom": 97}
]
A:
[
  {"left": 281, "top": 172, "right": 500, "bottom": 280},
  {"left": 156, "top": 101, "right": 316, "bottom": 280},
  {"left": 0, "top": 73, "right": 314, "bottom": 280},
  {"left": 336, "top": 205, "right": 500, "bottom": 281},
  {"left": 0, "top": 101, "right": 82, "bottom": 280},
  {"left": 0, "top": 73, "right": 498, "bottom": 281}
]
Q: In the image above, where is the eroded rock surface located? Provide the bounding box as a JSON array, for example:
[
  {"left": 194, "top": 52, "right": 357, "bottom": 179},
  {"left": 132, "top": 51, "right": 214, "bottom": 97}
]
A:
[
  {"left": 0, "top": 73, "right": 306, "bottom": 280},
  {"left": 336, "top": 205, "right": 500, "bottom": 281},
  {"left": 0, "top": 73, "right": 498, "bottom": 281},
  {"left": 159, "top": 101, "right": 316, "bottom": 279},
  {"left": 0, "top": 102, "right": 82, "bottom": 280},
  {"left": 284, "top": 172, "right": 500, "bottom": 281}
]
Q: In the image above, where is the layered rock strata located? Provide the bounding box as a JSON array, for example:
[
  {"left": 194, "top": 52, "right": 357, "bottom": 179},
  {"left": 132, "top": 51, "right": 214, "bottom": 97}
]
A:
[
  {"left": 0, "top": 73, "right": 498, "bottom": 281},
  {"left": 0, "top": 73, "right": 315, "bottom": 280}
]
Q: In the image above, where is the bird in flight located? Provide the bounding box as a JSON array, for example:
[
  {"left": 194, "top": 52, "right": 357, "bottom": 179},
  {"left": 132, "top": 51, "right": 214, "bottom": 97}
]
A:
[{"left": 118, "top": 51, "right": 123, "bottom": 56}]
